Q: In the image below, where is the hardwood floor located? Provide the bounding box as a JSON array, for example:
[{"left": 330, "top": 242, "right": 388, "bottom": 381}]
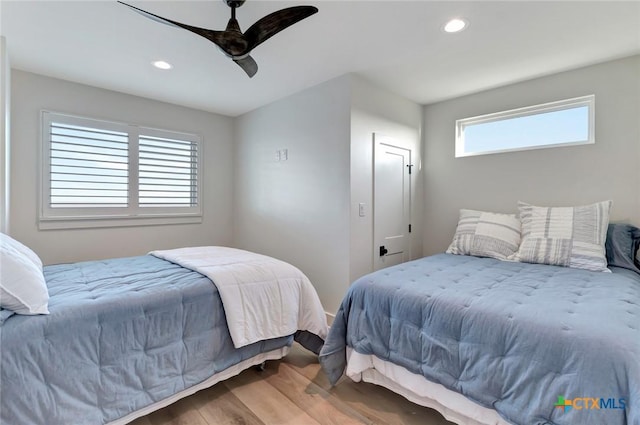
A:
[{"left": 130, "top": 344, "right": 455, "bottom": 425}]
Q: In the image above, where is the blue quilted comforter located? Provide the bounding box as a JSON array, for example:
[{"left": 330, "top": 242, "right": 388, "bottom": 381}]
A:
[
  {"left": 0, "top": 255, "right": 296, "bottom": 425},
  {"left": 319, "top": 254, "right": 640, "bottom": 425}
]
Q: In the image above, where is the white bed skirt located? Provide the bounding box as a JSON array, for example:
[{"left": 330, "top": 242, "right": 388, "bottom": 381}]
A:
[
  {"left": 345, "top": 348, "right": 512, "bottom": 425},
  {"left": 108, "top": 346, "right": 290, "bottom": 425}
]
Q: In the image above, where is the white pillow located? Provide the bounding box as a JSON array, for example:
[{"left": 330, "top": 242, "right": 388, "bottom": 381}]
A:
[
  {"left": 446, "top": 209, "right": 521, "bottom": 261},
  {"left": 0, "top": 233, "right": 49, "bottom": 315},
  {"left": 0, "top": 232, "right": 43, "bottom": 269},
  {"left": 514, "top": 200, "right": 612, "bottom": 272}
]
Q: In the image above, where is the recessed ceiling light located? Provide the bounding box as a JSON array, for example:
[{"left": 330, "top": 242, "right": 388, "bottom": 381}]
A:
[
  {"left": 443, "top": 18, "right": 467, "bottom": 33},
  {"left": 152, "top": 60, "right": 173, "bottom": 70}
]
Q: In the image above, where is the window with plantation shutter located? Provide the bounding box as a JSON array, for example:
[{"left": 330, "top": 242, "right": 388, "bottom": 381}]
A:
[
  {"left": 138, "top": 134, "right": 197, "bottom": 207},
  {"left": 49, "top": 122, "right": 129, "bottom": 208},
  {"left": 40, "top": 111, "right": 202, "bottom": 229}
]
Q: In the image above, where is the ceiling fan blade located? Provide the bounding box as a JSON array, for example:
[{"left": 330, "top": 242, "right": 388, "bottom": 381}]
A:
[
  {"left": 118, "top": 1, "right": 228, "bottom": 49},
  {"left": 244, "top": 6, "right": 318, "bottom": 52},
  {"left": 234, "top": 55, "right": 258, "bottom": 78},
  {"left": 118, "top": 1, "right": 182, "bottom": 29}
]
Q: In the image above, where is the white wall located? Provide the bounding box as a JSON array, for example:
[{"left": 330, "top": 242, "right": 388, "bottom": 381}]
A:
[
  {"left": 0, "top": 37, "right": 9, "bottom": 233},
  {"left": 422, "top": 55, "right": 640, "bottom": 255},
  {"left": 233, "top": 76, "right": 352, "bottom": 314},
  {"left": 10, "top": 70, "right": 235, "bottom": 265},
  {"left": 350, "top": 76, "right": 423, "bottom": 283}
]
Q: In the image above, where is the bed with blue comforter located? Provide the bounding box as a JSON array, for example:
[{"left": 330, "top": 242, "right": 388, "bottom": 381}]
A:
[
  {"left": 319, "top": 253, "right": 640, "bottom": 425},
  {"left": 0, "top": 254, "right": 321, "bottom": 425}
]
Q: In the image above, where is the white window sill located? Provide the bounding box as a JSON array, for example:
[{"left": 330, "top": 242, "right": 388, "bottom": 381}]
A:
[{"left": 38, "top": 214, "right": 203, "bottom": 230}]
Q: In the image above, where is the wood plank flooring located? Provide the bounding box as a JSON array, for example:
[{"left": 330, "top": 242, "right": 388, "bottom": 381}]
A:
[{"left": 130, "top": 344, "right": 455, "bottom": 425}]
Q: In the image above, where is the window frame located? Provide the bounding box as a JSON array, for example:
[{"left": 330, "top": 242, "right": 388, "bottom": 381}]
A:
[
  {"left": 39, "top": 111, "right": 203, "bottom": 230},
  {"left": 455, "top": 95, "right": 595, "bottom": 158}
]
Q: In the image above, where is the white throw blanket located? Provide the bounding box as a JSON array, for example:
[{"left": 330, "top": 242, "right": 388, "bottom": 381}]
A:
[{"left": 150, "top": 246, "right": 328, "bottom": 348}]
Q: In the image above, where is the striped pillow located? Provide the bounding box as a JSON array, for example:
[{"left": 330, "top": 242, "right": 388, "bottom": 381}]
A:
[
  {"left": 446, "top": 209, "right": 521, "bottom": 260},
  {"left": 515, "top": 200, "right": 612, "bottom": 272}
]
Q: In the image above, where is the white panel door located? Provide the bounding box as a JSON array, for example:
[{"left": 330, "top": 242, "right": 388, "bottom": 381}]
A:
[{"left": 373, "top": 134, "right": 411, "bottom": 271}]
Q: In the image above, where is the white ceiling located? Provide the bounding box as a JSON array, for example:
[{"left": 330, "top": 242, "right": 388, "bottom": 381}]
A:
[{"left": 1, "top": 0, "right": 639, "bottom": 117}]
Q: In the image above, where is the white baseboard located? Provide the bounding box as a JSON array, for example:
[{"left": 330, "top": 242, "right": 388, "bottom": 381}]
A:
[{"left": 325, "top": 311, "right": 335, "bottom": 327}]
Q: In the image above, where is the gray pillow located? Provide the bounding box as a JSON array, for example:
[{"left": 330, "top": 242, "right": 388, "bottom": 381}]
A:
[
  {"left": 446, "top": 209, "right": 521, "bottom": 261},
  {"left": 515, "top": 200, "right": 612, "bottom": 272},
  {"left": 605, "top": 223, "right": 640, "bottom": 275}
]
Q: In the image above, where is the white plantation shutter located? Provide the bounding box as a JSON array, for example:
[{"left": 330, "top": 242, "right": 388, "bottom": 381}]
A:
[
  {"left": 138, "top": 135, "right": 198, "bottom": 207},
  {"left": 49, "top": 122, "right": 129, "bottom": 207},
  {"left": 40, "top": 112, "right": 202, "bottom": 229}
]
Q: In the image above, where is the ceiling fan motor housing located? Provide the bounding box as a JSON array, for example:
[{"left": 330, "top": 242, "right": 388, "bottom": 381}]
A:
[{"left": 225, "top": 0, "right": 246, "bottom": 8}]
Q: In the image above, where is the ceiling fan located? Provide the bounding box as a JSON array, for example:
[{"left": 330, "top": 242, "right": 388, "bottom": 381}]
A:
[{"left": 118, "top": 0, "right": 318, "bottom": 78}]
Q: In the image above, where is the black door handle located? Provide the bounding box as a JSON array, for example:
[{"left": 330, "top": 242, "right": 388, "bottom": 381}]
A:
[{"left": 379, "top": 245, "right": 388, "bottom": 257}]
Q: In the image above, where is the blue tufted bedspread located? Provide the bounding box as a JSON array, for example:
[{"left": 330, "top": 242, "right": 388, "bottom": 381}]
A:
[
  {"left": 0, "top": 255, "right": 296, "bottom": 425},
  {"left": 319, "top": 254, "right": 640, "bottom": 425}
]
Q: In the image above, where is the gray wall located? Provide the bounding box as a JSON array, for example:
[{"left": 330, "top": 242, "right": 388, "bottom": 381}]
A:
[
  {"left": 0, "top": 37, "right": 9, "bottom": 233},
  {"left": 233, "top": 75, "right": 352, "bottom": 314},
  {"left": 8, "top": 55, "right": 637, "bottom": 308},
  {"left": 350, "top": 76, "right": 423, "bottom": 283},
  {"left": 422, "top": 55, "right": 640, "bottom": 254},
  {"left": 10, "top": 70, "right": 235, "bottom": 264},
  {"left": 233, "top": 74, "right": 424, "bottom": 315}
]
